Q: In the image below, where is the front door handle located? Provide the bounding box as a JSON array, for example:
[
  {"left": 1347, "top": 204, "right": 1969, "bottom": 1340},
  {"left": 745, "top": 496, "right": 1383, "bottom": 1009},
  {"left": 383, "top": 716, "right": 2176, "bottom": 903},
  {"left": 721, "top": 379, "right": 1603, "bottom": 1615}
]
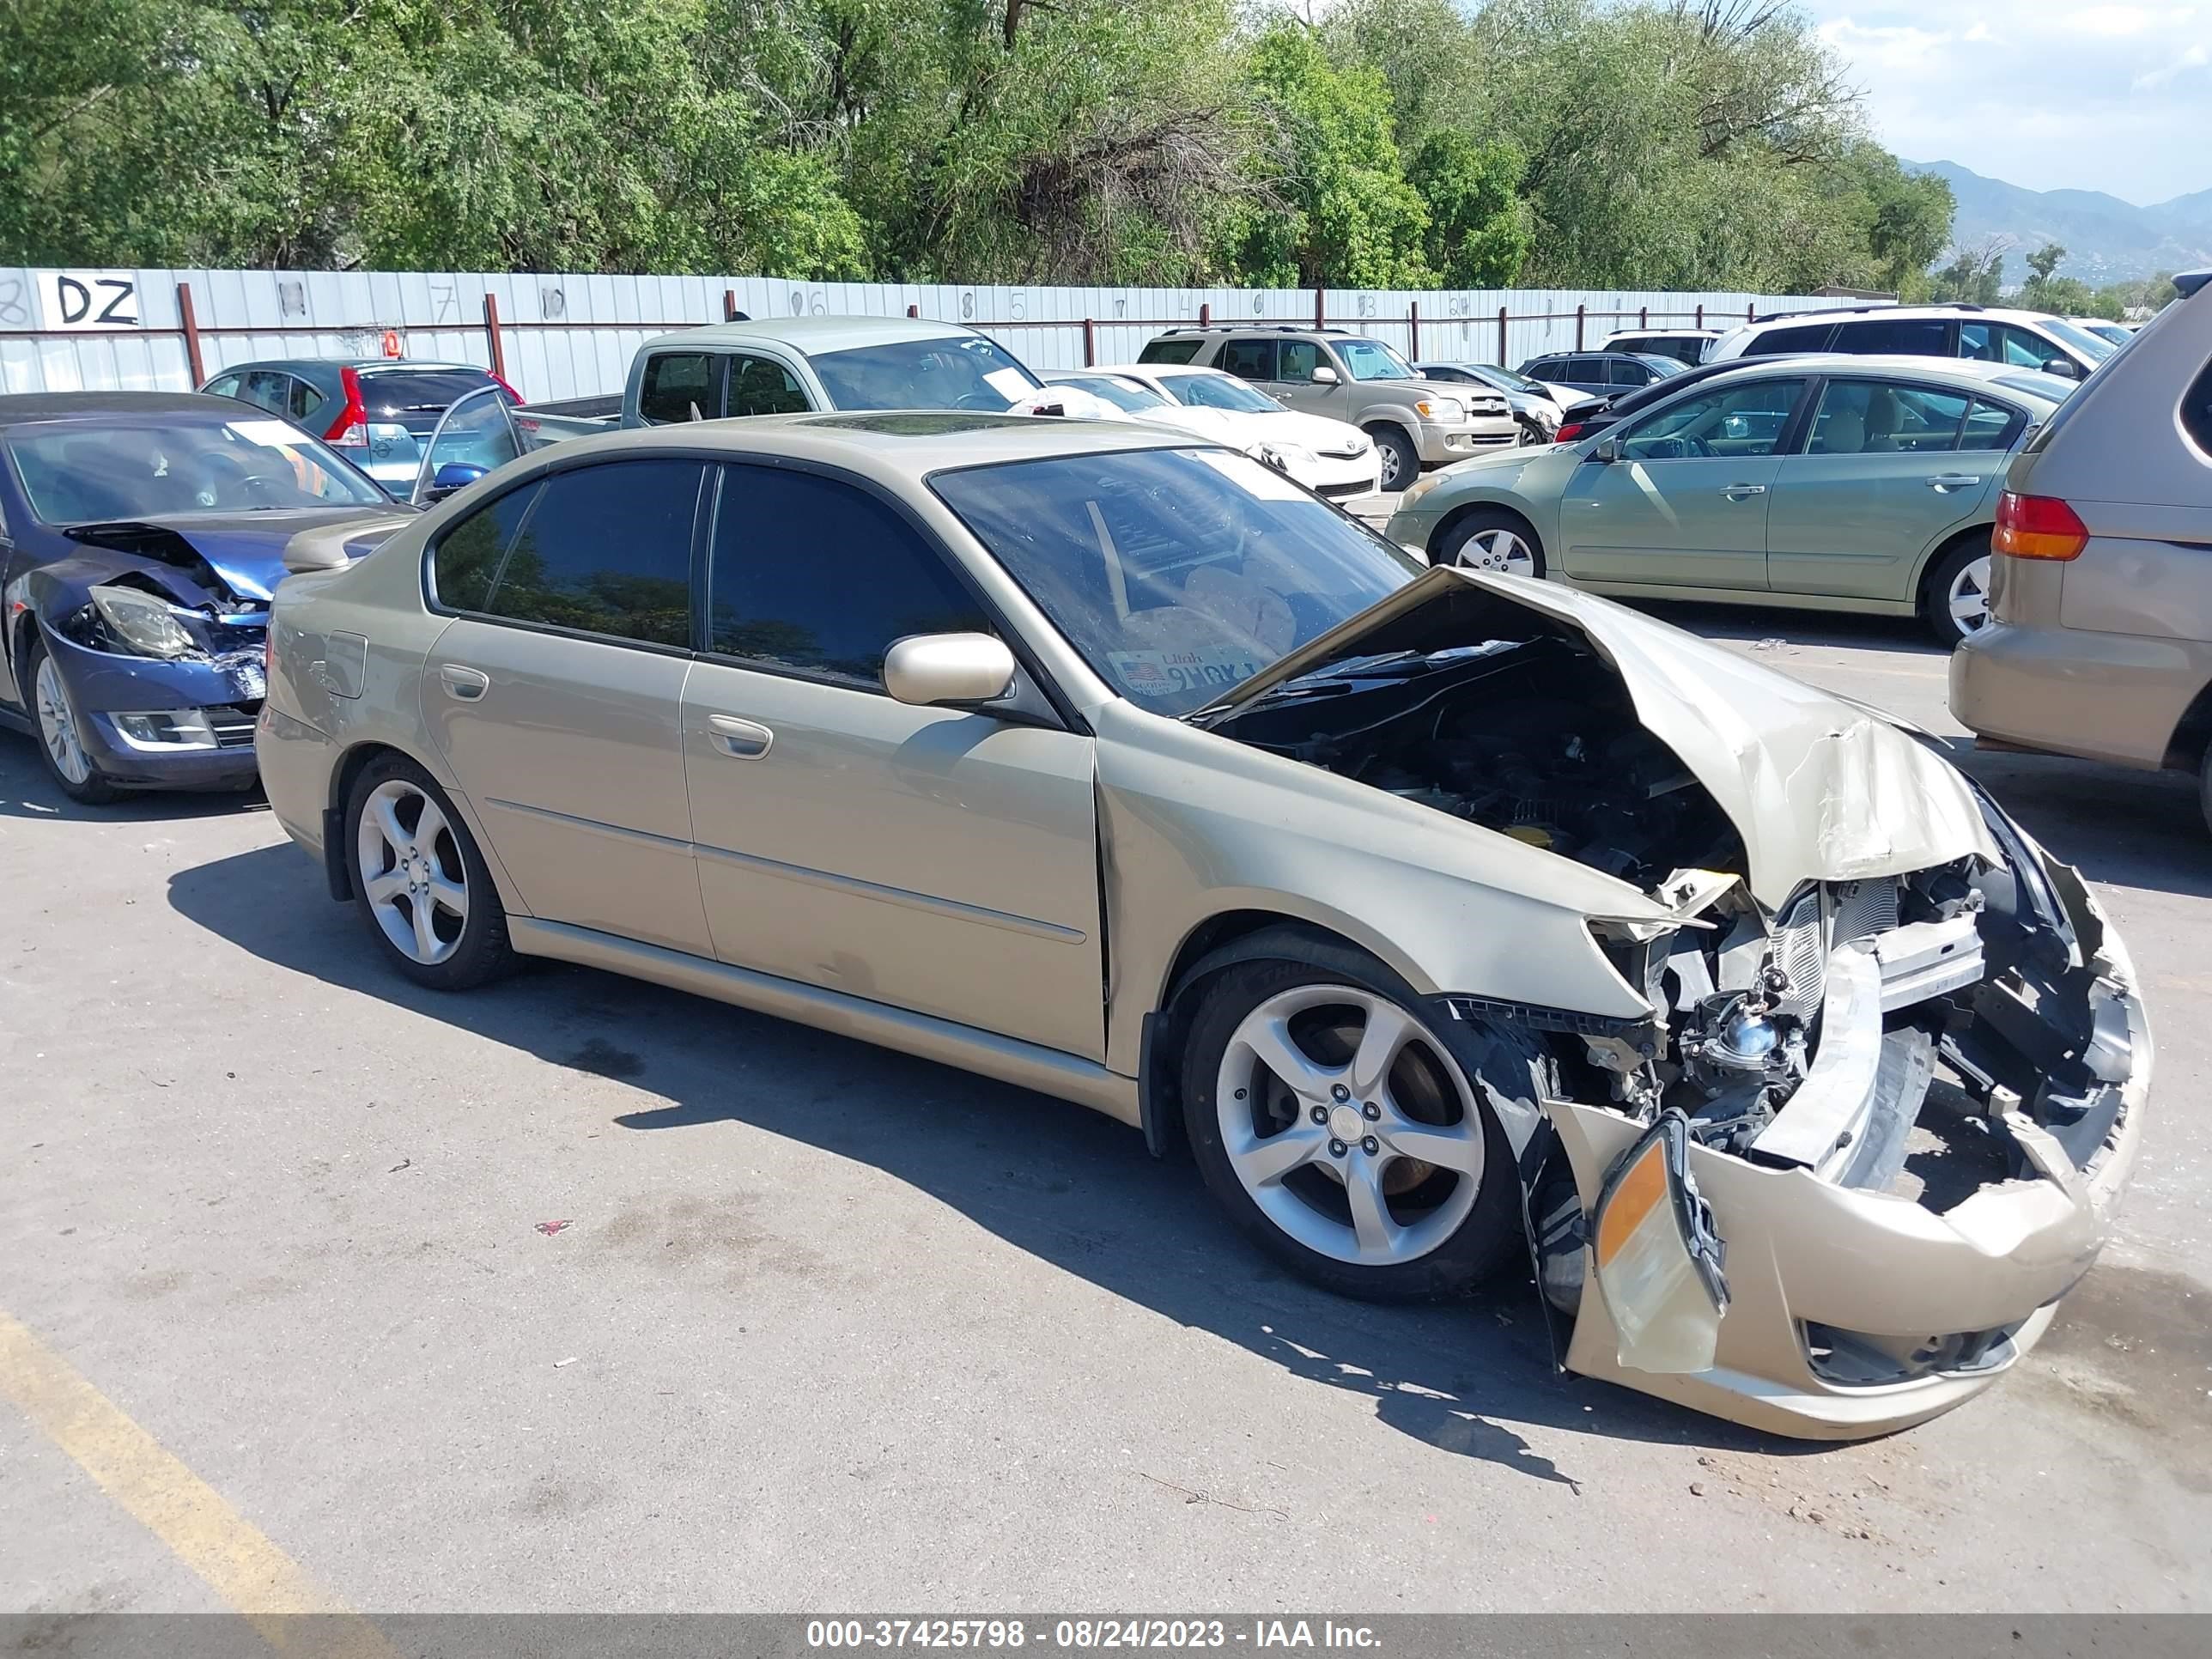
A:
[
  {"left": 438, "top": 663, "right": 489, "bottom": 702},
  {"left": 1927, "top": 474, "right": 1984, "bottom": 492},
  {"left": 1722, "top": 483, "right": 1767, "bottom": 499},
  {"left": 706, "top": 714, "right": 774, "bottom": 759}
]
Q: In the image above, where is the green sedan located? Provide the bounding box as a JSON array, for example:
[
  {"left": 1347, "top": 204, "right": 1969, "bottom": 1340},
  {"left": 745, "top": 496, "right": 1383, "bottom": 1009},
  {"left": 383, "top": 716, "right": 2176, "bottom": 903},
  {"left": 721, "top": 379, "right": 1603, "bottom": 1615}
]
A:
[{"left": 1382, "top": 356, "right": 2076, "bottom": 645}]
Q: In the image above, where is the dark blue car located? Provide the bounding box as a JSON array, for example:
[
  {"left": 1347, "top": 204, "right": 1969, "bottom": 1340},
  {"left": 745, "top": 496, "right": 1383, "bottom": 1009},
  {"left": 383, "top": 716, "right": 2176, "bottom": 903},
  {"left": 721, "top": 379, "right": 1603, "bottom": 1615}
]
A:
[{"left": 0, "top": 392, "right": 408, "bottom": 802}]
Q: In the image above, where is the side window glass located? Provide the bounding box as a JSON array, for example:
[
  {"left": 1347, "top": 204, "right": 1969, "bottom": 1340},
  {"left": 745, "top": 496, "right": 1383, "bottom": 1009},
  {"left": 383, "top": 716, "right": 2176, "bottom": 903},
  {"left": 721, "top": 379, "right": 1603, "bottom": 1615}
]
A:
[
  {"left": 2183, "top": 359, "right": 2212, "bottom": 458},
  {"left": 1960, "top": 399, "right": 2014, "bottom": 450},
  {"left": 2000, "top": 326, "right": 2057, "bottom": 368},
  {"left": 287, "top": 376, "right": 325, "bottom": 423},
  {"left": 708, "top": 465, "right": 991, "bottom": 690},
  {"left": 422, "top": 392, "right": 520, "bottom": 477},
  {"left": 726, "top": 354, "right": 811, "bottom": 417},
  {"left": 1218, "top": 339, "right": 1275, "bottom": 380},
  {"left": 638, "top": 352, "right": 723, "bottom": 425},
  {"left": 432, "top": 482, "right": 543, "bottom": 612},
  {"left": 1277, "top": 339, "right": 1320, "bottom": 381},
  {"left": 1746, "top": 324, "right": 1832, "bottom": 356},
  {"left": 479, "top": 461, "right": 701, "bottom": 646},
  {"left": 1607, "top": 359, "right": 1644, "bottom": 385},
  {"left": 240, "top": 371, "right": 290, "bottom": 416},
  {"left": 1811, "top": 381, "right": 1969, "bottom": 454},
  {"left": 1957, "top": 322, "right": 2000, "bottom": 362},
  {"left": 1620, "top": 379, "right": 1804, "bottom": 460},
  {"left": 1138, "top": 339, "right": 1204, "bottom": 364},
  {"left": 204, "top": 374, "right": 242, "bottom": 399}
]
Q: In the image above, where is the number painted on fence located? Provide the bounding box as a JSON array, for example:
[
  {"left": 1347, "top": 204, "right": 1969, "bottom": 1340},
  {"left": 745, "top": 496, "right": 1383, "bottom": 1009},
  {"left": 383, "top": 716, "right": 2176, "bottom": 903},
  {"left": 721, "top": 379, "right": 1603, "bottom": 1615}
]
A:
[{"left": 38, "top": 270, "right": 139, "bottom": 330}]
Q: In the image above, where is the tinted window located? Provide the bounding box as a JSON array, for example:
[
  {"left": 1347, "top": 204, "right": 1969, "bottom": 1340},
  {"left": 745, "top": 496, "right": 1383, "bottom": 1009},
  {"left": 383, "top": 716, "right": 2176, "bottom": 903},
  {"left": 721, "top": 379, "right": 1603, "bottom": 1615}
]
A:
[
  {"left": 1218, "top": 338, "right": 1275, "bottom": 380},
  {"left": 1833, "top": 317, "right": 1949, "bottom": 356},
  {"left": 353, "top": 368, "right": 500, "bottom": 416},
  {"left": 1606, "top": 358, "right": 1649, "bottom": 385},
  {"left": 238, "top": 370, "right": 291, "bottom": 416},
  {"left": 638, "top": 352, "right": 724, "bottom": 424},
  {"left": 1808, "top": 380, "right": 1971, "bottom": 454},
  {"left": 204, "top": 374, "right": 241, "bottom": 398},
  {"left": 286, "top": 375, "right": 325, "bottom": 422},
  {"left": 1566, "top": 356, "right": 1605, "bottom": 381},
  {"left": 477, "top": 460, "right": 701, "bottom": 646},
  {"left": 433, "top": 482, "right": 543, "bottom": 612},
  {"left": 1745, "top": 322, "right": 1834, "bottom": 356},
  {"left": 726, "top": 353, "right": 810, "bottom": 416},
  {"left": 1278, "top": 338, "right": 1322, "bottom": 381},
  {"left": 2183, "top": 360, "right": 2211, "bottom": 457},
  {"left": 1617, "top": 379, "right": 1805, "bottom": 460},
  {"left": 708, "top": 465, "right": 989, "bottom": 689},
  {"left": 1139, "top": 338, "right": 1206, "bottom": 364},
  {"left": 1961, "top": 399, "right": 2015, "bottom": 450}
]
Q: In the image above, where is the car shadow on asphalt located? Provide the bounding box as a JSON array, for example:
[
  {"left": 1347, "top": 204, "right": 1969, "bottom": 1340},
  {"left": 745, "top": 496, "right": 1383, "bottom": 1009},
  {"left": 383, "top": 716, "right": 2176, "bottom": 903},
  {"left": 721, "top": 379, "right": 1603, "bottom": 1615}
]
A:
[
  {"left": 0, "top": 739, "right": 271, "bottom": 824},
  {"left": 167, "top": 841, "right": 1830, "bottom": 1490}
]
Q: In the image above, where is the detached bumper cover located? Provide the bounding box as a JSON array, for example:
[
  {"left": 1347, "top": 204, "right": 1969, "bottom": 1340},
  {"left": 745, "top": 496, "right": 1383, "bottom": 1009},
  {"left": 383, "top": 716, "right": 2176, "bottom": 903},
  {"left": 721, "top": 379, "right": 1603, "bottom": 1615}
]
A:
[{"left": 1544, "top": 841, "right": 2149, "bottom": 1440}]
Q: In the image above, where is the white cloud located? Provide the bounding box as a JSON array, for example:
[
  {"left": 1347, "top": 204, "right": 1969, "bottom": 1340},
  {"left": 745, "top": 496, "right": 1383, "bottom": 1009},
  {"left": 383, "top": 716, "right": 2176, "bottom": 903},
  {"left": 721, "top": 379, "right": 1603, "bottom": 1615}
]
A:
[{"left": 2134, "top": 41, "right": 2209, "bottom": 85}]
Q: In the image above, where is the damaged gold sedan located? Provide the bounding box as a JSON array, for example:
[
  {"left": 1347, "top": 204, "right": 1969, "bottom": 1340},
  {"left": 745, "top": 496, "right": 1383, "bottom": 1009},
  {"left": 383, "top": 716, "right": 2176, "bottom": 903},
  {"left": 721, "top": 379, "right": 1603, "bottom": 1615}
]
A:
[{"left": 259, "top": 414, "right": 2148, "bottom": 1439}]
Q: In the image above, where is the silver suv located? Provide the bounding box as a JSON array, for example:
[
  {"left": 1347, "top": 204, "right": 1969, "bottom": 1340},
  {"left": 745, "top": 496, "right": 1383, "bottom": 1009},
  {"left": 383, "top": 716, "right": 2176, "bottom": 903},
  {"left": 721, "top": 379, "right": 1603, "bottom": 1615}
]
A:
[{"left": 1139, "top": 326, "right": 1518, "bottom": 489}]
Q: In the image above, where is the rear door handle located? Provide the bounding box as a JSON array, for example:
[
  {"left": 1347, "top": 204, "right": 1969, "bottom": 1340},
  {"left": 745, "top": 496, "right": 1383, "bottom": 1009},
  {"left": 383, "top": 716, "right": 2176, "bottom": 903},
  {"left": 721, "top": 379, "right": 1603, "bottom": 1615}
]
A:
[
  {"left": 438, "top": 663, "right": 489, "bottom": 702},
  {"left": 706, "top": 714, "right": 774, "bottom": 759},
  {"left": 1722, "top": 483, "right": 1767, "bottom": 499},
  {"left": 1927, "top": 474, "right": 1984, "bottom": 491}
]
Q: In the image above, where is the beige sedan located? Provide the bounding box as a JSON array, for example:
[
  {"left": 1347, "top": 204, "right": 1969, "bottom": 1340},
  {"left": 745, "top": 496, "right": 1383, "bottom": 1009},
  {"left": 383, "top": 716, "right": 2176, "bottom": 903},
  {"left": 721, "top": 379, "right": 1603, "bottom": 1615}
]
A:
[{"left": 261, "top": 413, "right": 2148, "bottom": 1438}]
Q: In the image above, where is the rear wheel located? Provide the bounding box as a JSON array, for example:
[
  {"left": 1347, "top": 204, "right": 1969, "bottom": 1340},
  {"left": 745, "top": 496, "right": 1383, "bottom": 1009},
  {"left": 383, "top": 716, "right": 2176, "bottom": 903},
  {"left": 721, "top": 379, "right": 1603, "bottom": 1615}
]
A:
[
  {"left": 1179, "top": 942, "right": 1528, "bottom": 1302},
  {"left": 26, "top": 638, "right": 123, "bottom": 804},
  {"left": 1366, "top": 424, "right": 1419, "bottom": 493},
  {"left": 1924, "top": 533, "right": 1994, "bottom": 647},
  {"left": 1435, "top": 507, "right": 1545, "bottom": 578},
  {"left": 345, "top": 754, "right": 514, "bottom": 989}
]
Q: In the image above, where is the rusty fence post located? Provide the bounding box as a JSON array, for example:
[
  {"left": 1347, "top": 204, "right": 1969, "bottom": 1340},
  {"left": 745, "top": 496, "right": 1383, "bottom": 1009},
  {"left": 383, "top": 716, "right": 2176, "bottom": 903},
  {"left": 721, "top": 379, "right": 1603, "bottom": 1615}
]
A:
[
  {"left": 1408, "top": 301, "right": 1420, "bottom": 360},
  {"left": 907, "top": 303, "right": 920, "bottom": 319},
  {"left": 482, "top": 293, "right": 508, "bottom": 382},
  {"left": 1083, "top": 317, "right": 1096, "bottom": 366},
  {"left": 1639, "top": 305, "right": 1649, "bottom": 328},
  {"left": 1574, "top": 304, "right": 1586, "bottom": 350},
  {"left": 1314, "top": 288, "right": 1326, "bottom": 330},
  {"left": 1497, "top": 306, "right": 1508, "bottom": 364},
  {"left": 1200, "top": 301, "right": 1212, "bottom": 327},
  {"left": 176, "top": 282, "right": 205, "bottom": 385},
  {"left": 1695, "top": 303, "right": 1705, "bottom": 329},
  {"left": 1747, "top": 303, "right": 1758, "bottom": 322},
  {"left": 723, "top": 289, "right": 739, "bottom": 322}
]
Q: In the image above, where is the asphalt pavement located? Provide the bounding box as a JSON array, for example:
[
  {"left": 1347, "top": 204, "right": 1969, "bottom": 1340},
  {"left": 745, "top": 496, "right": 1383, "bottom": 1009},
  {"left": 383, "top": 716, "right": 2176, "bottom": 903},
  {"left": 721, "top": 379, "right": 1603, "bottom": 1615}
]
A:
[{"left": 2, "top": 596, "right": 2207, "bottom": 1616}]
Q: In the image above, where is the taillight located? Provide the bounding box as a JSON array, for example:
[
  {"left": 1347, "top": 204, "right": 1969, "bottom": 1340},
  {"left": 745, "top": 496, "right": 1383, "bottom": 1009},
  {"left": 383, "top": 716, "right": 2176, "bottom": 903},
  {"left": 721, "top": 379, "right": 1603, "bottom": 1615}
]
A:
[
  {"left": 325, "top": 366, "right": 369, "bottom": 447},
  {"left": 1994, "top": 490, "right": 2089, "bottom": 561},
  {"left": 1556, "top": 422, "right": 1585, "bottom": 442}
]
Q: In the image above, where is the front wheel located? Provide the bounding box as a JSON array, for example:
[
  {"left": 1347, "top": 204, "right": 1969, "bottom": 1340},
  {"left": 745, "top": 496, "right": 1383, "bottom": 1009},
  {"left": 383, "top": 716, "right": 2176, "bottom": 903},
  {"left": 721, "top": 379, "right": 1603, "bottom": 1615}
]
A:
[
  {"left": 345, "top": 754, "right": 515, "bottom": 989},
  {"left": 1366, "top": 425, "right": 1419, "bottom": 493},
  {"left": 1435, "top": 507, "right": 1545, "bottom": 578},
  {"left": 1924, "top": 534, "right": 1994, "bottom": 647},
  {"left": 27, "top": 637, "right": 124, "bottom": 804},
  {"left": 1180, "top": 947, "right": 1525, "bottom": 1302}
]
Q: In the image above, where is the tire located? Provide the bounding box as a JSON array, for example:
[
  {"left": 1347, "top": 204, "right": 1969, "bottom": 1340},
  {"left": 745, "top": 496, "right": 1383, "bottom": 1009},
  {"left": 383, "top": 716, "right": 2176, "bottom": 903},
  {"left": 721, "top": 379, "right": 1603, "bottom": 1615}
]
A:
[
  {"left": 1923, "top": 532, "right": 1994, "bottom": 647},
  {"left": 1366, "top": 424, "right": 1419, "bottom": 493},
  {"left": 24, "top": 635, "right": 125, "bottom": 804},
  {"left": 1178, "top": 937, "right": 1532, "bottom": 1302},
  {"left": 344, "top": 753, "right": 514, "bottom": 990},
  {"left": 1435, "top": 507, "right": 1546, "bottom": 578}
]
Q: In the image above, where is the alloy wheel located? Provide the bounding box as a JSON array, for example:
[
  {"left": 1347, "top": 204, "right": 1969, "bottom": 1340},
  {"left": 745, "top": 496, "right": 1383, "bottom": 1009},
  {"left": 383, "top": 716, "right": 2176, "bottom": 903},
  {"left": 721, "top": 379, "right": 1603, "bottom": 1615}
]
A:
[
  {"left": 356, "top": 778, "right": 470, "bottom": 965},
  {"left": 1214, "top": 984, "right": 1486, "bottom": 1267},
  {"left": 1455, "top": 528, "right": 1536, "bottom": 576},
  {"left": 33, "top": 656, "right": 93, "bottom": 786},
  {"left": 1948, "top": 554, "right": 1992, "bottom": 634}
]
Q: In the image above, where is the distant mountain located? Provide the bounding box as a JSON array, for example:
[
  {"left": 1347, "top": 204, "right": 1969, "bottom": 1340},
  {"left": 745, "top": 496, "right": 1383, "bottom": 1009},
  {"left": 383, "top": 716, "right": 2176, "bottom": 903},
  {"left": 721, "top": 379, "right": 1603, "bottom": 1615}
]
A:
[{"left": 1901, "top": 160, "right": 2212, "bottom": 287}]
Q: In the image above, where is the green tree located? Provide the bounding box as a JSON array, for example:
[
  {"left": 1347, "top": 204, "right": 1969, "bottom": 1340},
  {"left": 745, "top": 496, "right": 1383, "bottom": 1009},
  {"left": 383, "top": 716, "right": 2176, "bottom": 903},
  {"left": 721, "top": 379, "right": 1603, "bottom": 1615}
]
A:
[
  {"left": 1931, "top": 238, "right": 2009, "bottom": 305},
  {"left": 1405, "top": 130, "right": 1530, "bottom": 287}
]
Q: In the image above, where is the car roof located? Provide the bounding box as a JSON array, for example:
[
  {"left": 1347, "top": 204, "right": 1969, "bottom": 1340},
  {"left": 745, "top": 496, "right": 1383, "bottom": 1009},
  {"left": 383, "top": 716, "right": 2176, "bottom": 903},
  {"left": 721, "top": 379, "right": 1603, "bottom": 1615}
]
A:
[
  {"left": 0, "top": 391, "right": 244, "bottom": 423},
  {"left": 213, "top": 358, "right": 485, "bottom": 374},
  {"left": 505, "top": 410, "right": 1200, "bottom": 478},
  {"left": 1733, "top": 304, "right": 2067, "bottom": 332},
  {"left": 638, "top": 314, "right": 993, "bottom": 356},
  {"left": 1665, "top": 354, "right": 2069, "bottom": 399},
  {"left": 1604, "top": 327, "right": 1721, "bottom": 337},
  {"left": 1093, "top": 361, "right": 1229, "bottom": 378}
]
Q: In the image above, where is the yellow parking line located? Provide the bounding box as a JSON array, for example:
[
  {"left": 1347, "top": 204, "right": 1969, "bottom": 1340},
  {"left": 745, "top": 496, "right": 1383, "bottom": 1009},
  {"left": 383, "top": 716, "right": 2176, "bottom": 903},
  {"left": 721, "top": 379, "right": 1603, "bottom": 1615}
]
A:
[{"left": 0, "top": 1307, "right": 396, "bottom": 1659}]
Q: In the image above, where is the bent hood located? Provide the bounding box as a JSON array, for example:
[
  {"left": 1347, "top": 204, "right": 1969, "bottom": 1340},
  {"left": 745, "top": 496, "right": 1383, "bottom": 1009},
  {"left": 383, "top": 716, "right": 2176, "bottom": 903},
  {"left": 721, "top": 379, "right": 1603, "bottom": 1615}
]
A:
[
  {"left": 1202, "top": 566, "right": 2000, "bottom": 906},
  {"left": 63, "top": 507, "right": 409, "bottom": 603}
]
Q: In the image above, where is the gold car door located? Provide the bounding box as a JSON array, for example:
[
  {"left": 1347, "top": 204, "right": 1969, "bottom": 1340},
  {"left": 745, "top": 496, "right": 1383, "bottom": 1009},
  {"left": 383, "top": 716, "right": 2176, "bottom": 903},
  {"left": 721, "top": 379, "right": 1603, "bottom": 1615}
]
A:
[{"left": 680, "top": 462, "right": 1104, "bottom": 1060}]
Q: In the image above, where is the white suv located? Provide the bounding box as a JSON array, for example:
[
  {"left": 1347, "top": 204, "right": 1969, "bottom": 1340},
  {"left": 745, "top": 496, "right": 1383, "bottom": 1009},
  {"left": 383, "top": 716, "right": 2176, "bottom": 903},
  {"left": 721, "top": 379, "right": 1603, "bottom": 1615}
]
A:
[{"left": 1709, "top": 306, "right": 2116, "bottom": 380}]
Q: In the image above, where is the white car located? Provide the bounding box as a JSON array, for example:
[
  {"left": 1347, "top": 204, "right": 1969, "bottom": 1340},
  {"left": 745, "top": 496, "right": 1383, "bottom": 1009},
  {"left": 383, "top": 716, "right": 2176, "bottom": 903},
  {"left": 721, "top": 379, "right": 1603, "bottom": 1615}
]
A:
[{"left": 1042, "top": 367, "right": 1382, "bottom": 502}]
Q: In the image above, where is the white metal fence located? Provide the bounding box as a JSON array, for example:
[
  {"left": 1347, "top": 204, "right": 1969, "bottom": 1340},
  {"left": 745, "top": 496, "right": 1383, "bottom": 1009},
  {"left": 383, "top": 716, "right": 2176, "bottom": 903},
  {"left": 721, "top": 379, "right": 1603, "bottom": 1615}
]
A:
[{"left": 0, "top": 266, "right": 1873, "bottom": 401}]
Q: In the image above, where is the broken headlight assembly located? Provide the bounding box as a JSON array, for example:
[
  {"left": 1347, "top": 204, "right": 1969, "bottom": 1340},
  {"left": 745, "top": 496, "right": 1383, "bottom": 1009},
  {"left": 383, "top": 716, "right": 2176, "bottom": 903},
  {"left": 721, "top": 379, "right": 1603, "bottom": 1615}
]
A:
[{"left": 88, "top": 584, "right": 198, "bottom": 659}]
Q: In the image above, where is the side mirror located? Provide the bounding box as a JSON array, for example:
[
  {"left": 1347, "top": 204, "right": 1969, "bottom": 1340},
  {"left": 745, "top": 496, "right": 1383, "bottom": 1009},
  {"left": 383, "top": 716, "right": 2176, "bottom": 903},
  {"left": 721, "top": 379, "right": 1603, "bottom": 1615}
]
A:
[
  {"left": 883, "top": 632, "right": 1017, "bottom": 708},
  {"left": 423, "top": 462, "right": 487, "bottom": 502},
  {"left": 1310, "top": 364, "right": 1340, "bottom": 386},
  {"left": 2042, "top": 357, "right": 2080, "bottom": 380},
  {"left": 1593, "top": 437, "right": 1623, "bottom": 464}
]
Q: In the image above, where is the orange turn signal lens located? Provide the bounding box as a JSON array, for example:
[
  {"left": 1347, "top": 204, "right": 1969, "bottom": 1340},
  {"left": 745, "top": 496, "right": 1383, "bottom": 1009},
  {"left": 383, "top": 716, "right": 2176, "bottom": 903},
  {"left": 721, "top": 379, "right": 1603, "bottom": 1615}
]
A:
[{"left": 1993, "top": 490, "right": 2088, "bottom": 561}]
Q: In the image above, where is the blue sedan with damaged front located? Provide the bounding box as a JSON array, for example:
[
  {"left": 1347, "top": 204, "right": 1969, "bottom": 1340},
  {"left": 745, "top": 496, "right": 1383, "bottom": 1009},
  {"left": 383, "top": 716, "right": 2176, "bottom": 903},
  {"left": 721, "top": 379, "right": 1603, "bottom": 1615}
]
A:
[{"left": 0, "top": 392, "right": 409, "bottom": 802}]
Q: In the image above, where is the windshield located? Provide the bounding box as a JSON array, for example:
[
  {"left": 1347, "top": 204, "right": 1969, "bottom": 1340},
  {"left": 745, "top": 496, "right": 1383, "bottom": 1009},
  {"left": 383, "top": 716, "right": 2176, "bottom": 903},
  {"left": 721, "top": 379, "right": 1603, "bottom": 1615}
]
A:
[
  {"left": 1164, "top": 373, "right": 1281, "bottom": 414},
  {"left": 6, "top": 416, "right": 387, "bottom": 523},
  {"left": 1048, "top": 374, "right": 1168, "bottom": 413},
  {"left": 932, "top": 447, "right": 1419, "bottom": 717},
  {"left": 1633, "top": 354, "right": 1688, "bottom": 376},
  {"left": 810, "top": 335, "right": 1042, "bottom": 411},
  {"left": 2038, "top": 319, "right": 2116, "bottom": 362},
  {"left": 1336, "top": 338, "right": 1416, "bottom": 381},
  {"left": 2079, "top": 322, "right": 2130, "bottom": 345},
  {"left": 1466, "top": 364, "right": 1540, "bottom": 395}
]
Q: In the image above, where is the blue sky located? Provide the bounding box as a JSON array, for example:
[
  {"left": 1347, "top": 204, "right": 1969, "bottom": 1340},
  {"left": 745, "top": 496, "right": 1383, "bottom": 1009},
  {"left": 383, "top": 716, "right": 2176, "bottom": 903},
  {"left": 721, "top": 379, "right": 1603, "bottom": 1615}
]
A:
[{"left": 1801, "top": 3, "right": 2212, "bottom": 204}]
